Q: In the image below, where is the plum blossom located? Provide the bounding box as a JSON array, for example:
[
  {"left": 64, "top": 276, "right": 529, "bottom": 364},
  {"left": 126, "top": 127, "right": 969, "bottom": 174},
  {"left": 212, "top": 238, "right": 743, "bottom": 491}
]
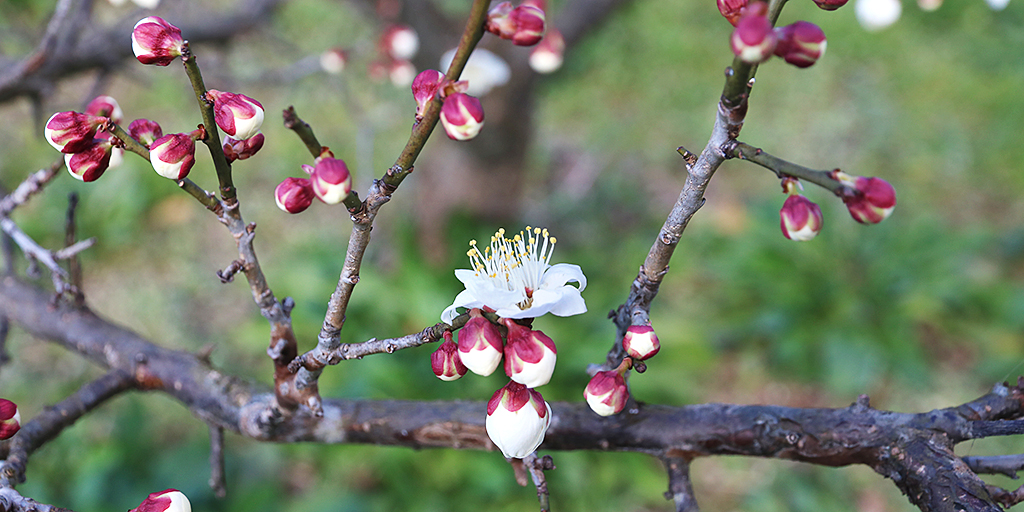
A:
[{"left": 441, "top": 227, "right": 586, "bottom": 324}]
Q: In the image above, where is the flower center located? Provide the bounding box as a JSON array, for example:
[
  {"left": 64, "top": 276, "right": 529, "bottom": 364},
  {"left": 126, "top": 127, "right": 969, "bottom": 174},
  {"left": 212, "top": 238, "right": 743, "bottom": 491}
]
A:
[{"left": 467, "top": 227, "right": 557, "bottom": 310}]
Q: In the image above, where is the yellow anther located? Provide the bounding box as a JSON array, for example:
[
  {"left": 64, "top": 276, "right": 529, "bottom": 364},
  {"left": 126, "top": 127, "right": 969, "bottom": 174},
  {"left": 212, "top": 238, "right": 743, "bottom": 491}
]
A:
[{"left": 550, "top": 237, "right": 557, "bottom": 244}]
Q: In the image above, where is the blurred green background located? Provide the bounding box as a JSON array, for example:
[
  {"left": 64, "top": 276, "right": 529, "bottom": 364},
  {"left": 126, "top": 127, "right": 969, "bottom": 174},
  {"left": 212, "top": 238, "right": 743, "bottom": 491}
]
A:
[{"left": 1, "top": 0, "right": 1023, "bottom": 511}]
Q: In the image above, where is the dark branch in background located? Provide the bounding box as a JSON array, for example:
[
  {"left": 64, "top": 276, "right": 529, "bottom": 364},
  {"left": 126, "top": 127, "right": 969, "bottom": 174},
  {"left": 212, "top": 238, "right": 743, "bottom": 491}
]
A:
[
  {"left": 0, "top": 277, "right": 1021, "bottom": 511},
  {"left": 0, "top": 488, "right": 74, "bottom": 512}
]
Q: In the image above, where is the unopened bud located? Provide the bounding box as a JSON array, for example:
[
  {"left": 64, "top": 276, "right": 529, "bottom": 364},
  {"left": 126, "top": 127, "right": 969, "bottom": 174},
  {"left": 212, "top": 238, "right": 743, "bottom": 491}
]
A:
[
  {"left": 149, "top": 131, "right": 198, "bottom": 180},
  {"left": 622, "top": 325, "right": 660, "bottom": 361},
  {"left": 65, "top": 139, "right": 114, "bottom": 182},
  {"left": 529, "top": 28, "right": 564, "bottom": 74},
  {"left": 207, "top": 90, "right": 264, "bottom": 141},
  {"left": 0, "top": 399, "right": 20, "bottom": 440},
  {"left": 310, "top": 156, "right": 352, "bottom": 204},
  {"left": 131, "top": 16, "right": 184, "bottom": 66},
  {"left": 320, "top": 48, "right": 348, "bottom": 75},
  {"left": 510, "top": 4, "right": 546, "bottom": 46},
  {"left": 44, "top": 111, "right": 106, "bottom": 153},
  {"left": 833, "top": 171, "right": 896, "bottom": 224},
  {"left": 773, "top": 21, "right": 826, "bottom": 68},
  {"left": 129, "top": 490, "right": 191, "bottom": 512},
  {"left": 813, "top": 0, "right": 849, "bottom": 9},
  {"left": 779, "top": 178, "right": 823, "bottom": 241},
  {"left": 503, "top": 319, "right": 557, "bottom": 388},
  {"left": 486, "top": 2, "right": 516, "bottom": 39},
  {"left": 718, "top": 0, "right": 749, "bottom": 25},
  {"left": 583, "top": 370, "right": 628, "bottom": 416},
  {"left": 129, "top": 118, "right": 163, "bottom": 148},
  {"left": 731, "top": 9, "right": 777, "bottom": 64},
  {"left": 380, "top": 24, "right": 419, "bottom": 60},
  {"left": 223, "top": 133, "right": 264, "bottom": 163},
  {"left": 486, "top": 381, "right": 551, "bottom": 459},
  {"left": 440, "top": 93, "right": 484, "bottom": 141},
  {"left": 457, "top": 312, "right": 504, "bottom": 376},
  {"left": 275, "top": 177, "right": 315, "bottom": 214},
  {"left": 411, "top": 69, "right": 446, "bottom": 120},
  {"left": 85, "top": 95, "right": 123, "bottom": 125},
  {"left": 432, "top": 332, "right": 468, "bottom": 381}
]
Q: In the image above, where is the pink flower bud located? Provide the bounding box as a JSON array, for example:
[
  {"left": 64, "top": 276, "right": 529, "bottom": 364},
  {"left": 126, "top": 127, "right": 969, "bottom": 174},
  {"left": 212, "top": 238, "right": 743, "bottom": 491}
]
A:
[
  {"left": 457, "top": 313, "right": 504, "bottom": 376},
  {"left": 833, "top": 171, "right": 897, "bottom": 224},
  {"left": 222, "top": 133, "right": 264, "bottom": 163},
  {"left": 129, "top": 489, "right": 191, "bottom": 512},
  {"left": 730, "top": 10, "right": 777, "bottom": 64},
  {"left": 773, "top": 21, "right": 826, "bottom": 68},
  {"left": 486, "top": 381, "right": 551, "bottom": 459},
  {"left": 131, "top": 17, "right": 184, "bottom": 66},
  {"left": 206, "top": 90, "right": 264, "bottom": 141},
  {"left": 149, "top": 132, "right": 197, "bottom": 180},
  {"left": 44, "top": 111, "right": 106, "bottom": 153},
  {"left": 813, "top": 0, "right": 849, "bottom": 10},
  {"left": 432, "top": 331, "right": 468, "bottom": 381},
  {"left": 319, "top": 48, "right": 348, "bottom": 75},
  {"left": 510, "top": 4, "right": 546, "bottom": 46},
  {"left": 779, "top": 178, "right": 823, "bottom": 241},
  {"left": 85, "top": 95, "right": 123, "bottom": 125},
  {"left": 65, "top": 139, "right": 114, "bottom": 182},
  {"left": 411, "top": 69, "right": 446, "bottom": 120},
  {"left": 0, "top": 399, "right": 20, "bottom": 440},
  {"left": 583, "top": 370, "right": 628, "bottom": 416},
  {"left": 622, "top": 325, "right": 660, "bottom": 361},
  {"left": 388, "top": 59, "right": 417, "bottom": 87},
  {"left": 503, "top": 319, "right": 557, "bottom": 388},
  {"left": 440, "top": 93, "right": 484, "bottom": 141},
  {"left": 380, "top": 24, "right": 419, "bottom": 61},
  {"left": 529, "top": 28, "right": 564, "bottom": 74},
  {"left": 275, "top": 177, "right": 315, "bottom": 214},
  {"left": 310, "top": 157, "right": 352, "bottom": 204},
  {"left": 486, "top": 2, "right": 517, "bottom": 39},
  {"left": 129, "top": 119, "right": 163, "bottom": 148},
  {"left": 718, "top": 0, "right": 749, "bottom": 26}
]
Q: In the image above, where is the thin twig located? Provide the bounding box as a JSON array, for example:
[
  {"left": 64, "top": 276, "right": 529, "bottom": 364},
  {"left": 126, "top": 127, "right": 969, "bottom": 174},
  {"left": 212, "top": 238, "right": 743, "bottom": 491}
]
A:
[
  {"left": 662, "top": 456, "right": 699, "bottom": 512},
  {"left": 209, "top": 425, "right": 227, "bottom": 498},
  {"left": 984, "top": 484, "right": 1024, "bottom": 509},
  {"left": 522, "top": 453, "right": 555, "bottom": 512},
  {"left": 0, "top": 488, "right": 75, "bottom": 512},
  {"left": 723, "top": 141, "right": 851, "bottom": 195},
  {"left": 0, "top": 161, "right": 63, "bottom": 218},
  {"left": 0, "top": 217, "right": 71, "bottom": 294},
  {"left": 63, "top": 192, "right": 84, "bottom": 306},
  {"left": 964, "top": 454, "right": 1024, "bottom": 479}
]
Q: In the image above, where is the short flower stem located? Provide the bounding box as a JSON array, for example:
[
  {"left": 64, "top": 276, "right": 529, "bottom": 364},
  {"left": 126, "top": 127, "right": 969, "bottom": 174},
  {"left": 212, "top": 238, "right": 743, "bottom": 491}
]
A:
[
  {"left": 180, "top": 43, "right": 236, "bottom": 203},
  {"left": 178, "top": 179, "right": 219, "bottom": 210},
  {"left": 725, "top": 141, "right": 845, "bottom": 195},
  {"left": 282, "top": 106, "right": 324, "bottom": 158},
  {"left": 106, "top": 122, "right": 149, "bottom": 160}
]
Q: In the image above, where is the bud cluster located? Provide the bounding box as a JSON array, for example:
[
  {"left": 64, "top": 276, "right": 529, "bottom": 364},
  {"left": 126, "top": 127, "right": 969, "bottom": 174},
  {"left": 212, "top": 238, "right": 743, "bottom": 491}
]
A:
[
  {"left": 44, "top": 96, "right": 127, "bottom": 182},
  {"left": 727, "top": 2, "right": 827, "bottom": 68},
  {"left": 582, "top": 325, "right": 663, "bottom": 417},
  {"left": 485, "top": 1, "right": 547, "bottom": 46},
  {"left": 274, "top": 152, "right": 352, "bottom": 214},
  {"left": 0, "top": 398, "right": 20, "bottom": 440},
  {"left": 410, "top": 69, "right": 486, "bottom": 141}
]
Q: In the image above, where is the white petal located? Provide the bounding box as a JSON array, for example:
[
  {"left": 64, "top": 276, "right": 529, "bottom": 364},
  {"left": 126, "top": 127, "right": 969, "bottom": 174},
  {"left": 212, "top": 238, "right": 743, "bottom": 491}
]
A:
[
  {"left": 441, "top": 289, "right": 484, "bottom": 323},
  {"left": 542, "top": 286, "right": 587, "bottom": 317},
  {"left": 540, "top": 263, "right": 587, "bottom": 291},
  {"left": 508, "top": 347, "right": 556, "bottom": 388},
  {"left": 486, "top": 402, "right": 548, "bottom": 458}
]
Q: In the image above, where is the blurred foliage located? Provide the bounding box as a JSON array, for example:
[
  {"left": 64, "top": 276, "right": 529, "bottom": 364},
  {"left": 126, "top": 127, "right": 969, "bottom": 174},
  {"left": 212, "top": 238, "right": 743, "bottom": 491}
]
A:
[{"left": 1, "top": 0, "right": 1023, "bottom": 511}]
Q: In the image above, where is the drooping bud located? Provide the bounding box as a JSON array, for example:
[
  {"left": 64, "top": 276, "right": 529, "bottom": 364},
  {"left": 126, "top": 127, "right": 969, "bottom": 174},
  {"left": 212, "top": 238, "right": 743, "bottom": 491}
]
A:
[
  {"left": 503, "top": 318, "right": 557, "bottom": 388},
  {"left": 855, "top": 0, "right": 901, "bottom": 31},
  {"left": 206, "top": 90, "right": 264, "bottom": 141},
  {"left": 85, "top": 95, "right": 123, "bottom": 125},
  {"left": 773, "top": 21, "right": 827, "bottom": 68},
  {"left": 584, "top": 370, "right": 628, "bottom": 416},
  {"left": 319, "top": 48, "right": 348, "bottom": 75},
  {"left": 509, "top": 4, "right": 546, "bottom": 46},
  {"left": 411, "top": 69, "right": 446, "bottom": 120},
  {"left": 222, "top": 133, "right": 264, "bottom": 163},
  {"left": 44, "top": 111, "right": 106, "bottom": 153},
  {"left": 275, "top": 177, "right": 315, "bottom": 214},
  {"left": 440, "top": 93, "right": 485, "bottom": 141},
  {"left": 432, "top": 331, "right": 468, "bottom": 381},
  {"left": 0, "top": 399, "right": 20, "bottom": 440},
  {"left": 486, "top": 381, "right": 551, "bottom": 459},
  {"left": 529, "top": 28, "right": 564, "bottom": 74},
  {"left": 622, "top": 325, "right": 661, "bottom": 361},
  {"left": 65, "top": 139, "right": 114, "bottom": 182},
  {"left": 718, "top": 0, "right": 749, "bottom": 25},
  {"left": 779, "top": 178, "right": 823, "bottom": 241},
  {"left": 813, "top": 0, "right": 849, "bottom": 10},
  {"left": 380, "top": 24, "right": 419, "bottom": 60},
  {"left": 310, "top": 156, "right": 352, "bottom": 205},
  {"left": 730, "top": 7, "right": 777, "bottom": 64},
  {"left": 149, "top": 130, "right": 199, "bottom": 180},
  {"left": 833, "top": 171, "right": 897, "bottom": 224},
  {"left": 128, "top": 118, "right": 163, "bottom": 148},
  {"left": 131, "top": 16, "right": 184, "bottom": 66},
  {"left": 129, "top": 489, "right": 191, "bottom": 512},
  {"left": 457, "top": 311, "right": 504, "bottom": 376}
]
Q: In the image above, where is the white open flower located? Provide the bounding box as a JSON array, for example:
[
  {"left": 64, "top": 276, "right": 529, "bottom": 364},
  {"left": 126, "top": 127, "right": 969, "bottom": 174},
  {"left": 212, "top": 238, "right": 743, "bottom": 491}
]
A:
[{"left": 441, "top": 227, "right": 586, "bottom": 324}]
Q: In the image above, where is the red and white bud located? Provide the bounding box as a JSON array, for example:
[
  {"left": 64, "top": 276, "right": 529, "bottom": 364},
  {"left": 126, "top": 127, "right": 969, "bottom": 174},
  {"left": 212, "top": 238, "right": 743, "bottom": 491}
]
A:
[
  {"left": 855, "top": 0, "right": 901, "bottom": 31},
  {"left": 380, "top": 24, "right": 419, "bottom": 61},
  {"left": 131, "top": 17, "right": 184, "bottom": 66},
  {"left": 718, "top": 0, "right": 749, "bottom": 25},
  {"left": 457, "top": 312, "right": 504, "bottom": 376},
  {"left": 432, "top": 331, "right": 468, "bottom": 381},
  {"left": 440, "top": 93, "right": 484, "bottom": 141},
  {"left": 129, "top": 489, "right": 191, "bottom": 512},
  {"left": 310, "top": 157, "right": 352, "bottom": 204},
  {"left": 622, "top": 325, "right": 661, "bottom": 361},
  {"left": 529, "top": 28, "right": 564, "bottom": 74},
  {"left": 485, "top": 381, "right": 551, "bottom": 459},
  {"left": 149, "top": 131, "right": 198, "bottom": 180},
  {"left": 773, "top": 21, "right": 826, "bottom": 68},
  {"left": 206, "top": 90, "right": 264, "bottom": 141},
  {"left": 65, "top": 139, "right": 114, "bottom": 182},
  {"left": 411, "top": 69, "right": 446, "bottom": 120},
  {"left": 0, "top": 399, "right": 20, "bottom": 440},
  {"left": 85, "top": 95, "right": 123, "bottom": 125},
  {"left": 779, "top": 178, "right": 823, "bottom": 241},
  {"left": 584, "top": 370, "right": 628, "bottom": 417},
  {"left": 44, "top": 111, "right": 107, "bottom": 153},
  {"left": 731, "top": 9, "right": 777, "bottom": 64},
  {"left": 813, "top": 0, "right": 849, "bottom": 9},
  {"left": 486, "top": 2, "right": 517, "bottom": 39},
  {"left": 833, "top": 171, "right": 897, "bottom": 224},
  {"left": 503, "top": 319, "right": 557, "bottom": 388},
  {"left": 388, "top": 59, "right": 417, "bottom": 87},
  {"left": 223, "top": 133, "right": 264, "bottom": 163},
  {"left": 510, "top": 4, "right": 546, "bottom": 46},
  {"left": 275, "top": 177, "right": 315, "bottom": 214},
  {"left": 320, "top": 48, "right": 348, "bottom": 75},
  {"left": 128, "top": 118, "right": 163, "bottom": 148}
]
